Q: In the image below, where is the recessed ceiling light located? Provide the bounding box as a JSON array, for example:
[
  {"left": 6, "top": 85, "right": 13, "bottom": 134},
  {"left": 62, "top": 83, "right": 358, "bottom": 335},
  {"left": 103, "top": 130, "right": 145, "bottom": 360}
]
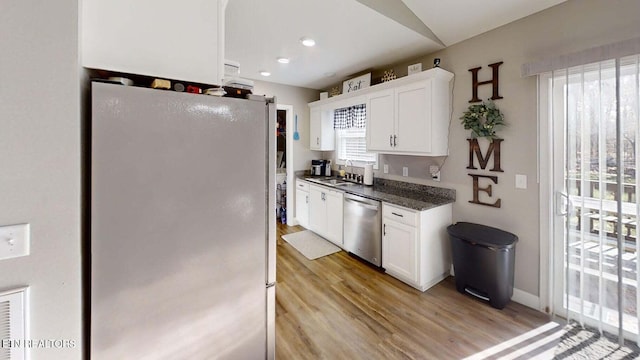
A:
[
  {"left": 260, "top": 71, "right": 271, "bottom": 77},
  {"left": 324, "top": 72, "right": 336, "bottom": 77},
  {"left": 277, "top": 57, "right": 290, "bottom": 64},
  {"left": 300, "top": 37, "right": 316, "bottom": 47}
]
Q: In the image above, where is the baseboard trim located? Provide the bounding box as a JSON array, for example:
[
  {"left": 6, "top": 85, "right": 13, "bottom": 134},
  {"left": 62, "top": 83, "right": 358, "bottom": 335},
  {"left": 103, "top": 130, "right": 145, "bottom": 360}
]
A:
[{"left": 512, "top": 288, "right": 540, "bottom": 310}]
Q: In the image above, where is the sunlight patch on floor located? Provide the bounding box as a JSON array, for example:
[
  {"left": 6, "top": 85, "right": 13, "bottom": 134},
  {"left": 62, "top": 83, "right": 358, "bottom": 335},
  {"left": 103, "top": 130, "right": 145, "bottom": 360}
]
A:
[{"left": 463, "top": 322, "right": 563, "bottom": 360}]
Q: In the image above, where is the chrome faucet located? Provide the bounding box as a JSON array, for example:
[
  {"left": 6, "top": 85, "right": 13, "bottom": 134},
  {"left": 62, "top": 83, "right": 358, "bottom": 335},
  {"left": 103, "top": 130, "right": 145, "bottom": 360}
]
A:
[{"left": 345, "top": 159, "right": 353, "bottom": 179}]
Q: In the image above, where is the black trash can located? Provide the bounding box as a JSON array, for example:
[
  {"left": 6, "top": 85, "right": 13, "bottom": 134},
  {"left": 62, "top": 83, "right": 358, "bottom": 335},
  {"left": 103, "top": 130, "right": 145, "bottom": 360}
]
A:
[{"left": 447, "top": 222, "right": 518, "bottom": 309}]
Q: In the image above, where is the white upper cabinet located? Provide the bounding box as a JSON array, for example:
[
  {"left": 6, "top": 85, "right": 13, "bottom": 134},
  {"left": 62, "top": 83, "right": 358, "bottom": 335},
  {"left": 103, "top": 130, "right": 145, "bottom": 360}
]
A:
[
  {"left": 366, "top": 89, "right": 395, "bottom": 151},
  {"left": 309, "top": 106, "right": 335, "bottom": 151},
  {"left": 309, "top": 68, "right": 453, "bottom": 157},
  {"left": 367, "top": 76, "right": 451, "bottom": 156},
  {"left": 395, "top": 81, "right": 433, "bottom": 153},
  {"left": 82, "top": 0, "right": 227, "bottom": 85}
]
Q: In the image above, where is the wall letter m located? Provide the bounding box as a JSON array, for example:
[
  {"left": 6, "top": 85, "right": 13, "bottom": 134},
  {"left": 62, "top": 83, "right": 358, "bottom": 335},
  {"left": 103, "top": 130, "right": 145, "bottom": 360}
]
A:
[{"left": 467, "top": 138, "right": 503, "bottom": 172}]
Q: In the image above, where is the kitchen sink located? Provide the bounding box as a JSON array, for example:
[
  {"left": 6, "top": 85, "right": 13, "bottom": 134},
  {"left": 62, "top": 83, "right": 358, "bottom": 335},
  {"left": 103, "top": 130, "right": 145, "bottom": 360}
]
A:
[
  {"left": 334, "top": 182, "right": 359, "bottom": 187},
  {"left": 325, "top": 179, "right": 346, "bottom": 185},
  {"left": 305, "top": 177, "right": 360, "bottom": 187}
]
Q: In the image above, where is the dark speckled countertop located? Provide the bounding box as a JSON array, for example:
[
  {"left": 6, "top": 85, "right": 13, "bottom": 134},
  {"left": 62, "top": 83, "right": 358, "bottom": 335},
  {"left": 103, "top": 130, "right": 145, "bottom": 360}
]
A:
[{"left": 296, "top": 172, "right": 455, "bottom": 211}]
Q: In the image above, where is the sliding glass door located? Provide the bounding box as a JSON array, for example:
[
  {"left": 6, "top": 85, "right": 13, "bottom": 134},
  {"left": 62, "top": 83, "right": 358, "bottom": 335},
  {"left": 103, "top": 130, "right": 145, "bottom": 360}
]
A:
[{"left": 545, "top": 55, "right": 640, "bottom": 343}]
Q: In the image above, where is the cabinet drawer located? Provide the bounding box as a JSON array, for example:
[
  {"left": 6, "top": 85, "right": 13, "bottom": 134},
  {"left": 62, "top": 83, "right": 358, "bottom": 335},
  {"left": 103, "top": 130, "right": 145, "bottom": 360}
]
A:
[
  {"left": 296, "top": 179, "right": 310, "bottom": 191},
  {"left": 383, "top": 203, "right": 417, "bottom": 227}
]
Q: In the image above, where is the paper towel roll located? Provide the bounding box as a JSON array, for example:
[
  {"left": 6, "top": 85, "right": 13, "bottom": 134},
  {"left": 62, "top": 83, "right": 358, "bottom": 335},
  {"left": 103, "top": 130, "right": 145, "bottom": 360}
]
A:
[{"left": 364, "top": 164, "right": 373, "bottom": 185}]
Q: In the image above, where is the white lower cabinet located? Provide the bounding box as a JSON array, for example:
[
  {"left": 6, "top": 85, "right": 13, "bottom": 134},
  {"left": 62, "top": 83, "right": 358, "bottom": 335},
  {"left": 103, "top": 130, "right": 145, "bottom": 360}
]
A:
[
  {"left": 382, "top": 203, "right": 452, "bottom": 291},
  {"left": 325, "top": 190, "right": 344, "bottom": 246},
  {"left": 309, "top": 185, "right": 325, "bottom": 233},
  {"left": 308, "top": 184, "right": 344, "bottom": 246},
  {"left": 295, "top": 179, "right": 310, "bottom": 228},
  {"left": 383, "top": 218, "right": 418, "bottom": 283}
]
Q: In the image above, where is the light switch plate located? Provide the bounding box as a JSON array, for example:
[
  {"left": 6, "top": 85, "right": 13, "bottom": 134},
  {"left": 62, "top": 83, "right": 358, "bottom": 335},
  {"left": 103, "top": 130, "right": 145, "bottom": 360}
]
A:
[
  {"left": 402, "top": 167, "right": 408, "bottom": 177},
  {"left": 383, "top": 164, "right": 389, "bottom": 174},
  {"left": 515, "top": 174, "right": 527, "bottom": 189},
  {"left": 0, "top": 223, "right": 30, "bottom": 261}
]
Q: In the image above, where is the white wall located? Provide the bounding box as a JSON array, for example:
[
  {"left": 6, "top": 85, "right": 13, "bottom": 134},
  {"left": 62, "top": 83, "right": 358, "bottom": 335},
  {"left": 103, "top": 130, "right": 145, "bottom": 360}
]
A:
[
  {"left": 330, "top": 0, "right": 640, "bottom": 298},
  {"left": 253, "top": 80, "right": 321, "bottom": 173},
  {"left": 0, "top": 1, "right": 82, "bottom": 359}
]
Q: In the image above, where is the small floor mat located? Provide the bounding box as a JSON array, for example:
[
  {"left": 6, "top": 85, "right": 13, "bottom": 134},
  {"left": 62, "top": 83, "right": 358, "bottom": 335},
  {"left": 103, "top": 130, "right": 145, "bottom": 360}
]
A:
[{"left": 281, "top": 230, "right": 341, "bottom": 260}]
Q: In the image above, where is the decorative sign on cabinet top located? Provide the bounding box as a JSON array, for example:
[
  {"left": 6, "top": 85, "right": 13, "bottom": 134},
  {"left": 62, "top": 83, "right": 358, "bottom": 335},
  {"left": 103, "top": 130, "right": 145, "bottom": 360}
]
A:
[{"left": 342, "top": 73, "right": 371, "bottom": 94}]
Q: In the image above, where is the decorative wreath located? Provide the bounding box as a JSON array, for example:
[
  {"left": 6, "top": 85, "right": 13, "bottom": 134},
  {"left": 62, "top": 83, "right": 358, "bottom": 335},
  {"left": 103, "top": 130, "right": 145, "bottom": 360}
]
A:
[{"left": 460, "top": 99, "right": 505, "bottom": 139}]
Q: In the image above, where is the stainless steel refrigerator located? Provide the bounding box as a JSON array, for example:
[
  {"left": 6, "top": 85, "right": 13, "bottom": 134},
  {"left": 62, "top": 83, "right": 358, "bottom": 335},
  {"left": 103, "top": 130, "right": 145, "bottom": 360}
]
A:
[{"left": 90, "top": 82, "right": 276, "bottom": 359}]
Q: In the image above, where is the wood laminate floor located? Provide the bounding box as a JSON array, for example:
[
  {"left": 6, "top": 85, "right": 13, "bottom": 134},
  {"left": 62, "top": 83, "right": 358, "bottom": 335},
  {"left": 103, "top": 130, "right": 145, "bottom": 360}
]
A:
[{"left": 275, "top": 223, "right": 560, "bottom": 360}]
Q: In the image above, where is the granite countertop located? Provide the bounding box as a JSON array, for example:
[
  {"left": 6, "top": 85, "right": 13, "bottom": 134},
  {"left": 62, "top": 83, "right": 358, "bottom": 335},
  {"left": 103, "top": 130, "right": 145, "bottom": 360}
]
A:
[{"left": 296, "top": 172, "right": 455, "bottom": 211}]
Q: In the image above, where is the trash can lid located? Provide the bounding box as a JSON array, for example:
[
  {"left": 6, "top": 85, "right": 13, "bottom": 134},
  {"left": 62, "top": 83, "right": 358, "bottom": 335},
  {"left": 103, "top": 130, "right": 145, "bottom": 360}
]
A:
[{"left": 447, "top": 222, "right": 518, "bottom": 249}]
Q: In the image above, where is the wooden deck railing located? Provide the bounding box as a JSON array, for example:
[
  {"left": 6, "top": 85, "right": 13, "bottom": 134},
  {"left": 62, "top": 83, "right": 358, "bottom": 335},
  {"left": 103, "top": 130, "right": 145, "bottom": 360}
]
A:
[{"left": 568, "top": 178, "right": 637, "bottom": 244}]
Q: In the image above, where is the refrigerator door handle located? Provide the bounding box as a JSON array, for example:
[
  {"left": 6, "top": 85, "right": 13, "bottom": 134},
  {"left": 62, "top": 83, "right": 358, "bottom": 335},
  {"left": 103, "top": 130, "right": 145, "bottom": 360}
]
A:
[
  {"left": 266, "top": 102, "right": 277, "bottom": 285},
  {"left": 266, "top": 284, "right": 276, "bottom": 360}
]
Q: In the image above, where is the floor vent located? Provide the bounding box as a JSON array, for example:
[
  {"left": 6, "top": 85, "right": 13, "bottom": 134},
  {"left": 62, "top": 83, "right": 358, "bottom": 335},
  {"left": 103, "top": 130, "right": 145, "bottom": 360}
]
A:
[{"left": 0, "top": 288, "right": 27, "bottom": 360}]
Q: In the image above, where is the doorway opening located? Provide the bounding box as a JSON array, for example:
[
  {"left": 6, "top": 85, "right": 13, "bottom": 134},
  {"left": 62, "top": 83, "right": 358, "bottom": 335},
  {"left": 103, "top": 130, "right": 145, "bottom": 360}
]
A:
[{"left": 276, "top": 104, "right": 294, "bottom": 226}]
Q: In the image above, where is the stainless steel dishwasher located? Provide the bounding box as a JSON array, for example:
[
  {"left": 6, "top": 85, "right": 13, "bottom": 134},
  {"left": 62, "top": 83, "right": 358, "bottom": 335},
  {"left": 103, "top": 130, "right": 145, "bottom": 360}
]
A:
[{"left": 343, "top": 193, "right": 382, "bottom": 267}]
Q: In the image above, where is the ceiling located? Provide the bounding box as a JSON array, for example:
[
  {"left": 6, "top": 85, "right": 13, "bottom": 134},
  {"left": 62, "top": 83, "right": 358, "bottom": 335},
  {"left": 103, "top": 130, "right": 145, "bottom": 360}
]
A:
[{"left": 225, "top": 0, "right": 565, "bottom": 90}]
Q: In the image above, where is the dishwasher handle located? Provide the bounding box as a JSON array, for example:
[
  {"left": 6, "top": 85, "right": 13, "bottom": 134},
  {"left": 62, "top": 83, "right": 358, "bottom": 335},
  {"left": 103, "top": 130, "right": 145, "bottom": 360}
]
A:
[{"left": 344, "top": 196, "right": 380, "bottom": 211}]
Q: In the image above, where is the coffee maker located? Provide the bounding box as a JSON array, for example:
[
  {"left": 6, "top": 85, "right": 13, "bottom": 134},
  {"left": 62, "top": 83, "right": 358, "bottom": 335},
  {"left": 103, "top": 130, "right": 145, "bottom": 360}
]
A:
[{"left": 311, "top": 160, "right": 332, "bottom": 176}]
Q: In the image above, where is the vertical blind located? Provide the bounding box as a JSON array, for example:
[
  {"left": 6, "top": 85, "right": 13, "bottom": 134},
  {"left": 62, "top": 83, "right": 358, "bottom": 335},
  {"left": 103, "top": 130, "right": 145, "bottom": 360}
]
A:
[{"left": 546, "top": 54, "right": 640, "bottom": 345}]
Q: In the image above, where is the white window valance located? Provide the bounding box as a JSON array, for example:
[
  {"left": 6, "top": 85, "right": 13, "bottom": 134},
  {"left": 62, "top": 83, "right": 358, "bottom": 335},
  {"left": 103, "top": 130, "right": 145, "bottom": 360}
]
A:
[{"left": 521, "top": 37, "right": 640, "bottom": 77}]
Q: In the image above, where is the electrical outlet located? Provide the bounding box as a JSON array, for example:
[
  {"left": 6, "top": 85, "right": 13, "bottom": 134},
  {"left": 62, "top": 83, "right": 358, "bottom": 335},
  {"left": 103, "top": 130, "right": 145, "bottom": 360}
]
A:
[
  {"left": 383, "top": 164, "right": 389, "bottom": 174},
  {"left": 402, "top": 167, "right": 408, "bottom": 177},
  {"left": 429, "top": 165, "right": 440, "bottom": 181},
  {"left": 0, "top": 223, "right": 30, "bottom": 261}
]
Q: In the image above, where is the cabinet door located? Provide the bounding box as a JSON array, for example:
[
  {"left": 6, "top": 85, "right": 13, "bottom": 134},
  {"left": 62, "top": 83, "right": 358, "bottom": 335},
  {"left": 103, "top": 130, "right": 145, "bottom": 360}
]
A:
[
  {"left": 309, "top": 107, "right": 335, "bottom": 151},
  {"left": 325, "top": 190, "right": 344, "bottom": 246},
  {"left": 395, "top": 81, "right": 432, "bottom": 153},
  {"left": 295, "top": 189, "right": 309, "bottom": 229},
  {"left": 366, "top": 89, "right": 395, "bottom": 151},
  {"left": 382, "top": 219, "right": 417, "bottom": 283},
  {"left": 308, "top": 185, "right": 326, "bottom": 236},
  {"left": 83, "top": 0, "right": 225, "bottom": 85},
  {"left": 309, "top": 107, "right": 322, "bottom": 150},
  {"left": 319, "top": 107, "right": 335, "bottom": 151}
]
